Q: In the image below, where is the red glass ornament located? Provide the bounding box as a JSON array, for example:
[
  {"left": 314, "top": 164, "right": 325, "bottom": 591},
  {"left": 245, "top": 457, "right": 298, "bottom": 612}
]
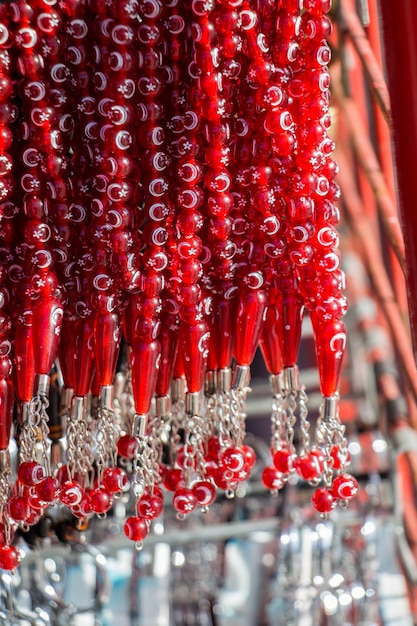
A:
[
  {"left": 172, "top": 487, "right": 197, "bottom": 515},
  {"left": 59, "top": 480, "right": 84, "bottom": 507},
  {"left": 0, "top": 544, "right": 21, "bottom": 570},
  {"left": 8, "top": 495, "right": 30, "bottom": 522},
  {"left": 102, "top": 466, "right": 128, "bottom": 493},
  {"left": 32, "top": 297, "right": 64, "bottom": 376},
  {"left": 262, "top": 466, "right": 286, "bottom": 491},
  {"left": 117, "top": 434, "right": 137, "bottom": 460},
  {"left": 131, "top": 338, "right": 161, "bottom": 415},
  {"left": 35, "top": 476, "right": 61, "bottom": 502},
  {"left": 235, "top": 290, "right": 267, "bottom": 366},
  {"left": 124, "top": 516, "right": 149, "bottom": 541},
  {"left": 276, "top": 293, "right": 304, "bottom": 368},
  {"left": 293, "top": 453, "right": 321, "bottom": 480},
  {"left": 242, "top": 444, "right": 257, "bottom": 469},
  {"left": 89, "top": 487, "right": 113, "bottom": 514},
  {"left": 311, "top": 487, "right": 336, "bottom": 513},
  {"left": 18, "top": 461, "right": 45, "bottom": 487},
  {"left": 163, "top": 468, "right": 185, "bottom": 492},
  {"left": 73, "top": 317, "right": 95, "bottom": 397},
  {"left": 192, "top": 480, "right": 217, "bottom": 507},
  {"left": 311, "top": 316, "right": 347, "bottom": 396},
  {"left": 179, "top": 320, "right": 210, "bottom": 393},
  {"left": 155, "top": 322, "right": 178, "bottom": 397},
  {"left": 331, "top": 473, "right": 358, "bottom": 500},
  {"left": 260, "top": 303, "right": 283, "bottom": 375},
  {"left": 220, "top": 446, "right": 247, "bottom": 474},
  {"left": 210, "top": 296, "right": 237, "bottom": 369},
  {"left": 0, "top": 376, "right": 13, "bottom": 450},
  {"left": 93, "top": 312, "right": 122, "bottom": 387},
  {"left": 137, "top": 492, "right": 164, "bottom": 520},
  {"left": 273, "top": 448, "right": 294, "bottom": 473},
  {"left": 14, "top": 320, "right": 35, "bottom": 403}
]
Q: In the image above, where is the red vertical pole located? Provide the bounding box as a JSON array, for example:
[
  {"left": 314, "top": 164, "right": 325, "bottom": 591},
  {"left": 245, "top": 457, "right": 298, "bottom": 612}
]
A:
[{"left": 379, "top": 2, "right": 417, "bottom": 361}]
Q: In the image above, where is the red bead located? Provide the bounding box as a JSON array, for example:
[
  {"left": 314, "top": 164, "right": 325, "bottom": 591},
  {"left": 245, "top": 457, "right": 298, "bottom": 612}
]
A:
[
  {"left": 102, "top": 467, "right": 128, "bottom": 493},
  {"left": 93, "top": 312, "right": 122, "bottom": 387},
  {"left": 59, "top": 480, "right": 84, "bottom": 507},
  {"left": 179, "top": 320, "right": 210, "bottom": 393},
  {"left": 8, "top": 495, "right": 30, "bottom": 522},
  {"left": 32, "top": 297, "right": 63, "bottom": 376},
  {"left": 124, "top": 516, "right": 149, "bottom": 541},
  {"left": 172, "top": 487, "right": 197, "bottom": 515},
  {"left": 131, "top": 338, "right": 161, "bottom": 415},
  {"left": 220, "top": 446, "right": 247, "bottom": 474},
  {"left": 192, "top": 480, "right": 217, "bottom": 507},
  {"left": 14, "top": 321, "right": 35, "bottom": 403},
  {"left": 235, "top": 289, "right": 267, "bottom": 366},
  {"left": 137, "top": 492, "right": 164, "bottom": 520},
  {"left": 0, "top": 544, "right": 21, "bottom": 570},
  {"left": 273, "top": 448, "right": 293, "bottom": 474},
  {"left": 90, "top": 487, "right": 113, "bottom": 514},
  {"left": 331, "top": 473, "right": 358, "bottom": 500},
  {"left": 262, "top": 466, "right": 286, "bottom": 491},
  {"left": 311, "top": 317, "right": 347, "bottom": 396},
  {"left": 330, "top": 444, "right": 350, "bottom": 470},
  {"left": 210, "top": 296, "right": 237, "bottom": 370},
  {"left": 73, "top": 317, "right": 95, "bottom": 396},
  {"left": 163, "top": 468, "right": 185, "bottom": 492},
  {"left": 311, "top": 487, "right": 336, "bottom": 513},
  {"left": 260, "top": 303, "right": 282, "bottom": 377},
  {"left": 242, "top": 444, "right": 256, "bottom": 469},
  {"left": 293, "top": 453, "right": 321, "bottom": 481},
  {"left": 117, "top": 434, "right": 137, "bottom": 459},
  {"left": 35, "top": 476, "right": 61, "bottom": 502},
  {"left": 18, "top": 461, "right": 45, "bottom": 487}
]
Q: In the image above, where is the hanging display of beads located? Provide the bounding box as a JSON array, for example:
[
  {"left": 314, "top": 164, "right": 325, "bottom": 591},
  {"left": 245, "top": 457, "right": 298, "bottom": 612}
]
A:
[{"left": 0, "top": 0, "right": 357, "bottom": 569}]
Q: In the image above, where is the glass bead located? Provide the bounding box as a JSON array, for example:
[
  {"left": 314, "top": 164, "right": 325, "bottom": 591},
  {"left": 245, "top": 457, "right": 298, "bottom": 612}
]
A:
[
  {"left": 192, "top": 480, "right": 216, "bottom": 507},
  {"left": 124, "top": 516, "right": 149, "bottom": 541},
  {"left": 331, "top": 473, "right": 358, "bottom": 500},
  {"left": 131, "top": 338, "right": 161, "bottom": 415},
  {"left": 273, "top": 448, "right": 294, "bottom": 474},
  {"left": 117, "top": 435, "right": 137, "bottom": 460},
  {"left": 172, "top": 487, "right": 197, "bottom": 515},
  {"left": 59, "top": 480, "right": 84, "bottom": 506},
  {"left": 311, "top": 487, "right": 336, "bottom": 513},
  {"left": 235, "top": 289, "right": 267, "bottom": 366},
  {"left": 311, "top": 317, "right": 346, "bottom": 396},
  {"left": 260, "top": 305, "right": 283, "bottom": 375},
  {"left": 18, "top": 461, "right": 45, "bottom": 487},
  {"left": 262, "top": 466, "right": 285, "bottom": 491},
  {"left": 14, "top": 321, "right": 35, "bottom": 403},
  {"left": 179, "top": 320, "right": 210, "bottom": 393},
  {"left": 137, "top": 492, "right": 164, "bottom": 520},
  {"left": 0, "top": 545, "right": 21, "bottom": 571},
  {"left": 304, "top": 0, "right": 332, "bottom": 16},
  {"left": 35, "top": 476, "right": 61, "bottom": 503},
  {"left": 102, "top": 467, "right": 128, "bottom": 493},
  {"left": 8, "top": 495, "right": 30, "bottom": 522},
  {"left": 32, "top": 297, "right": 64, "bottom": 375},
  {"left": 293, "top": 453, "right": 321, "bottom": 480},
  {"left": 90, "top": 487, "right": 113, "bottom": 514},
  {"left": 93, "top": 312, "right": 122, "bottom": 387}
]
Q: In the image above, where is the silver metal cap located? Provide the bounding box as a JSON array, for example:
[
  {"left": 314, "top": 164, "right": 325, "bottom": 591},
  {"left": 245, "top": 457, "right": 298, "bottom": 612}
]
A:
[
  {"left": 231, "top": 365, "right": 250, "bottom": 391},
  {"left": 35, "top": 373, "right": 50, "bottom": 397},
  {"left": 155, "top": 395, "right": 171, "bottom": 418},
  {"left": 99, "top": 385, "right": 114, "bottom": 410},
  {"left": 132, "top": 413, "right": 148, "bottom": 438},
  {"left": 270, "top": 372, "right": 284, "bottom": 395},
  {"left": 60, "top": 387, "right": 74, "bottom": 416},
  {"left": 0, "top": 448, "right": 10, "bottom": 473},
  {"left": 322, "top": 395, "right": 339, "bottom": 421},
  {"left": 218, "top": 368, "right": 231, "bottom": 393},
  {"left": 204, "top": 370, "right": 217, "bottom": 396},
  {"left": 171, "top": 377, "right": 186, "bottom": 403},
  {"left": 70, "top": 396, "right": 87, "bottom": 422},
  {"left": 185, "top": 391, "right": 200, "bottom": 416},
  {"left": 283, "top": 366, "right": 300, "bottom": 392}
]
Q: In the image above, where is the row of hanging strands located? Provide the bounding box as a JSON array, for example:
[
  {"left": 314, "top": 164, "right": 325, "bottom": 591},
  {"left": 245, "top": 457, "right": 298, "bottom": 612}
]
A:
[{"left": 0, "top": 0, "right": 357, "bottom": 569}]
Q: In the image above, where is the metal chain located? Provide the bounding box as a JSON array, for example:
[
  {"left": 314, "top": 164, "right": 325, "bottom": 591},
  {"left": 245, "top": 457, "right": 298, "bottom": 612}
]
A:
[
  {"left": 183, "top": 414, "right": 205, "bottom": 484},
  {"left": 270, "top": 390, "right": 286, "bottom": 452},
  {"left": 298, "top": 386, "right": 310, "bottom": 454},
  {"left": 283, "top": 389, "right": 297, "bottom": 449}
]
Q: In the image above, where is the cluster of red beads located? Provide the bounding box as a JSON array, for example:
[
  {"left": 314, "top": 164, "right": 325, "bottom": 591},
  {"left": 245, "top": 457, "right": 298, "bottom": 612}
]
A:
[{"left": 0, "top": 0, "right": 355, "bottom": 566}]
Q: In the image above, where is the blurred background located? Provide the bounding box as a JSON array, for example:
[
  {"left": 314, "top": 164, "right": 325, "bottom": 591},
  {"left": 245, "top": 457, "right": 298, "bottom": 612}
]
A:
[{"left": 4, "top": 0, "right": 417, "bottom": 624}]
